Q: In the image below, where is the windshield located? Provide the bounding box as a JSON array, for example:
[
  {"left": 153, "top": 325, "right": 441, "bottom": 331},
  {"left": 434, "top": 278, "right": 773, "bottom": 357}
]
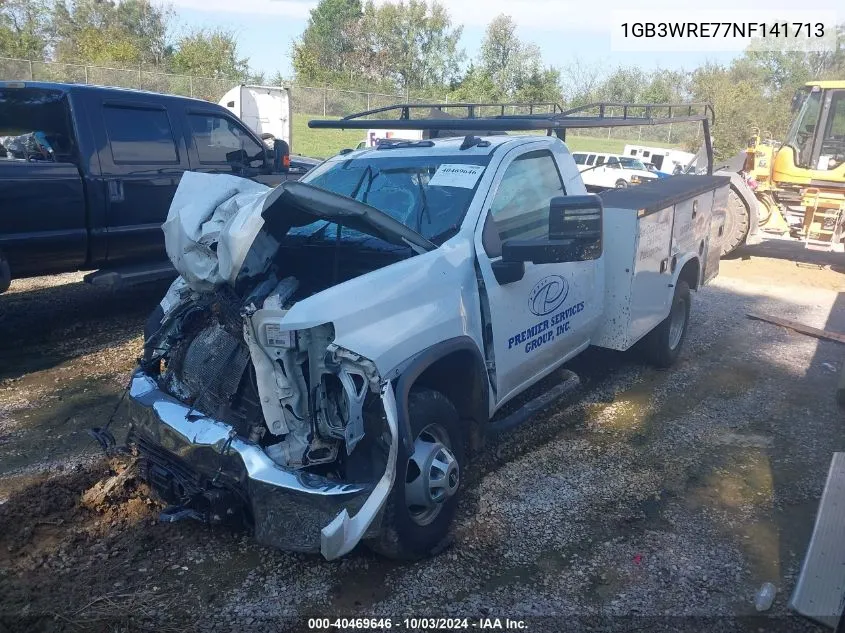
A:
[
  {"left": 619, "top": 157, "right": 647, "bottom": 170},
  {"left": 785, "top": 87, "right": 821, "bottom": 168},
  {"left": 301, "top": 153, "right": 490, "bottom": 242}
]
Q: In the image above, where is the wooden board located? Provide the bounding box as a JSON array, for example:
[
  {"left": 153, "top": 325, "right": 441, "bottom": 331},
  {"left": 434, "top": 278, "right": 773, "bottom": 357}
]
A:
[{"left": 747, "top": 312, "right": 845, "bottom": 345}]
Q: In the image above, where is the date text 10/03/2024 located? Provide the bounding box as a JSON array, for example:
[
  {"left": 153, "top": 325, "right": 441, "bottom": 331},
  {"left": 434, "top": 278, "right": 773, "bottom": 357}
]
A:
[{"left": 307, "top": 618, "right": 528, "bottom": 630}]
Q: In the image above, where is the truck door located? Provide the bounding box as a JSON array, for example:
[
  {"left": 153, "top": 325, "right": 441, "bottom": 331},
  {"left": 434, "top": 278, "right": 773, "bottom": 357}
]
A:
[
  {"left": 183, "top": 109, "right": 269, "bottom": 180},
  {"left": 0, "top": 86, "right": 87, "bottom": 275},
  {"left": 474, "top": 144, "right": 602, "bottom": 406},
  {"left": 91, "top": 99, "right": 190, "bottom": 265}
]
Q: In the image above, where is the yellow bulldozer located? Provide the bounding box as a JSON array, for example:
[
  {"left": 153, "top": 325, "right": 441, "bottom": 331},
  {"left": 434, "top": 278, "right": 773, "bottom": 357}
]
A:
[{"left": 744, "top": 81, "right": 845, "bottom": 251}]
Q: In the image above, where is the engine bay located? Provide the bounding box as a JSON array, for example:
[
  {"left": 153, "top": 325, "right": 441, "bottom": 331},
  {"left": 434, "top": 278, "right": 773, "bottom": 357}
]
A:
[{"left": 141, "top": 233, "right": 409, "bottom": 477}]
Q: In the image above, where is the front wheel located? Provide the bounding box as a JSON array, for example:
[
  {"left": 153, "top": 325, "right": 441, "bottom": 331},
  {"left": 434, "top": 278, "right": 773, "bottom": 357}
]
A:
[
  {"left": 367, "top": 388, "right": 465, "bottom": 560},
  {"left": 642, "top": 280, "right": 691, "bottom": 368},
  {"left": 615, "top": 179, "right": 629, "bottom": 188}
]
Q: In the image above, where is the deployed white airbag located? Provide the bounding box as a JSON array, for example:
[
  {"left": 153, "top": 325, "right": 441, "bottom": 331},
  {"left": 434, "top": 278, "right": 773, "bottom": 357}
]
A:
[{"left": 163, "top": 171, "right": 275, "bottom": 292}]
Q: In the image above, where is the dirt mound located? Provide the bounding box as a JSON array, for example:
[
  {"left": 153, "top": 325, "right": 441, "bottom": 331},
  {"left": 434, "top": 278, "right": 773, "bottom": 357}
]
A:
[{"left": 0, "top": 458, "right": 180, "bottom": 631}]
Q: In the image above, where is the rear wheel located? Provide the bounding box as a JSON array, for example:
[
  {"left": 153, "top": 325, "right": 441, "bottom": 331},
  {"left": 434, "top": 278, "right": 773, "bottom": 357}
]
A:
[
  {"left": 721, "top": 187, "right": 750, "bottom": 256},
  {"left": 642, "top": 280, "right": 691, "bottom": 368},
  {"left": 367, "top": 387, "right": 465, "bottom": 560}
]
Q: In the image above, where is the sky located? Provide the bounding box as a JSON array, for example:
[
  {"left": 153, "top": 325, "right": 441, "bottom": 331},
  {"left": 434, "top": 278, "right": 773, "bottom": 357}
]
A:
[{"left": 164, "top": 0, "right": 841, "bottom": 82}]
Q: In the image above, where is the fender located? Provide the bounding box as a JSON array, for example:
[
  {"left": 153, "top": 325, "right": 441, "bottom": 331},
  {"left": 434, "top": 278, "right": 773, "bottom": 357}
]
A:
[
  {"left": 393, "top": 336, "right": 489, "bottom": 453},
  {"left": 671, "top": 252, "right": 701, "bottom": 290}
]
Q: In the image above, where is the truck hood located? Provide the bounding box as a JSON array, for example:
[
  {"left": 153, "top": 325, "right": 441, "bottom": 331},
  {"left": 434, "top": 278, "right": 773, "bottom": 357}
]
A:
[
  {"left": 163, "top": 172, "right": 433, "bottom": 292},
  {"left": 261, "top": 180, "right": 436, "bottom": 253}
]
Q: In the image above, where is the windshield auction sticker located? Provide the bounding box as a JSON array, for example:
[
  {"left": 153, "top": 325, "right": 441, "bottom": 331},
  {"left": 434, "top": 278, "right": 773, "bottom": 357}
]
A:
[{"left": 429, "top": 164, "right": 484, "bottom": 189}]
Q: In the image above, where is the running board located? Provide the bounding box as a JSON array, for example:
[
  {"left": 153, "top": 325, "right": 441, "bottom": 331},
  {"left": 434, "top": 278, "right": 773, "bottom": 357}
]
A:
[
  {"left": 789, "top": 452, "right": 845, "bottom": 628},
  {"left": 489, "top": 370, "right": 581, "bottom": 435},
  {"left": 83, "top": 261, "right": 177, "bottom": 289}
]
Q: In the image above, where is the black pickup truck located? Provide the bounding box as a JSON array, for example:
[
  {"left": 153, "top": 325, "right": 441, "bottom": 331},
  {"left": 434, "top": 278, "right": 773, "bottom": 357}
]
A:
[{"left": 0, "top": 81, "right": 320, "bottom": 293}]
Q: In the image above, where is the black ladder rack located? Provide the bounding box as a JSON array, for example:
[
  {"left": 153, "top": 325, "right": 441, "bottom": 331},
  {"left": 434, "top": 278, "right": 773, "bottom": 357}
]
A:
[{"left": 308, "top": 101, "right": 715, "bottom": 174}]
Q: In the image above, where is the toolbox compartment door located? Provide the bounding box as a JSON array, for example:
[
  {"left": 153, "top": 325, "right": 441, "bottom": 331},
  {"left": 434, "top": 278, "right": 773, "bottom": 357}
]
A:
[
  {"left": 703, "top": 184, "right": 728, "bottom": 284},
  {"left": 629, "top": 206, "right": 674, "bottom": 344}
]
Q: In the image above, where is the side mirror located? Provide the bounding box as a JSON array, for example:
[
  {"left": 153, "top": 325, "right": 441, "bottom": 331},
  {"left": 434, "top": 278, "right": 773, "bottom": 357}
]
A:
[
  {"left": 502, "top": 195, "right": 603, "bottom": 265},
  {"left": 225, "top": 148, "right": 249, "bottom": 167},
  {"left": 273, "top": 139, "right": 291, "bottom": 172}
]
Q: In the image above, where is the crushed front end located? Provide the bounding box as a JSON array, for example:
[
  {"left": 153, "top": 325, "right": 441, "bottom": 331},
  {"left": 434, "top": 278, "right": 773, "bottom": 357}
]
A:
[
  {"left": 127, "top": 279, "right": 398, "bottom": 559},
  {"left": 123, "top": 172, "right": 409, "bottom": 559}
]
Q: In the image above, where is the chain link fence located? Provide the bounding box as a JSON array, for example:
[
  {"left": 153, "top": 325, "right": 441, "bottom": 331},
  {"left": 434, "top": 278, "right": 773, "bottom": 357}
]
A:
[
  {"left": 2, "top": 56, "right": 700, "bottom": 152},
  {"left": 0, "top": 56, "right": 448, "bottom": 115}
]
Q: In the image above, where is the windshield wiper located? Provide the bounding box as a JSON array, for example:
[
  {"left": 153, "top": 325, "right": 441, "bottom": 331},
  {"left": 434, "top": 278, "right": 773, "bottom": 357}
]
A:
[
  {"left": 350, "top": 164, "right": 373, "bottom": 200},
  {"left": 414, "top": 175, "right": 431, "bottom": 233}
]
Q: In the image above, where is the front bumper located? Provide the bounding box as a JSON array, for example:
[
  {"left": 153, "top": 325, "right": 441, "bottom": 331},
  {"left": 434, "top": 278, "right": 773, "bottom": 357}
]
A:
[{"left": 127, "top": 370, "right": 398, "bottom": 559}]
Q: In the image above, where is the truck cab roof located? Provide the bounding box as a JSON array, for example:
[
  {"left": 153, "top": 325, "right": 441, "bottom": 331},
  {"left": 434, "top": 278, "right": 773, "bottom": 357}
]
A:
[
  {"left": 0, "top": 80, "right": 212, "bottom": 105},
  {"left": 339, "top": 133, "right": 562, "bottom": 161}
]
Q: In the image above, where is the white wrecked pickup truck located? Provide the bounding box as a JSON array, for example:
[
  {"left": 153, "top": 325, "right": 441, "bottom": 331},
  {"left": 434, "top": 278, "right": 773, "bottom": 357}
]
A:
[{"left": 123, "top": 102, "right": 727, "bottom": 560}]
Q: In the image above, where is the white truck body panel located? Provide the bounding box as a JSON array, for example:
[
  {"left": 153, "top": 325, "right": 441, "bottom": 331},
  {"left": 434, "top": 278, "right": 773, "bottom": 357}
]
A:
[
  {"left": 219, "top": 85, "right": 293, "bottom": 149},
  {"left": 592, "top": 180, "right": 726, "bottom": 350}
]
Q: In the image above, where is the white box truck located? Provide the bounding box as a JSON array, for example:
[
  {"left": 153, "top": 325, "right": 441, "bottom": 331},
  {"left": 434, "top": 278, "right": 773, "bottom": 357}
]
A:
[
  {"left": 624, "top": 144, "right": 696, "bottom": 174},
  {"left": 220, "top": 84, "right": 293, "bottom": 151}
]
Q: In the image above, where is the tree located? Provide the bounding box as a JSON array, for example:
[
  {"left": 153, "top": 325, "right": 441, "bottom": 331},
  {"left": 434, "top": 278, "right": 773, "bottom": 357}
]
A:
[
  {"left": 560, "top": 57, "right": 607, "bottom": 107},
  {"left": 292, "top": 0, "right": 362, "bottom": 82},
  {"left": 50, "top": 0, "right": 172, "bottom": 66},
  {"left": 478, "top": 14, "right": 521, "bottom": 98},
  {"left": 169, "top": 28, "right": 250, "bottom": 79},
  {"left": 361, "top": 0, "right": 464, "bottom": 92},
  {"left": 448, "top": 63, "right": 498, "bottom": 102},
  {"left": 451, "top": 14, "right": 559, "bottom": 103},
  {"left": 0, "top": 0, "right": 51, "bottom": 59},
  {"left": 689, "top": 62, "right": 761, "bottom": 159}
]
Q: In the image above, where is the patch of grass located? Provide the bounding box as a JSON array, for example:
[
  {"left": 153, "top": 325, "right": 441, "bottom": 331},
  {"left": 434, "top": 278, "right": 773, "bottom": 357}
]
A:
[
  {"left": 565, "top": 135, "right": 678, "bottom": 154},
  {"left": 293, "top": 113, "right": 362, "bottom": 158},
  {"left": 292, "top": 112, "right": 685, "bottom": 159}
]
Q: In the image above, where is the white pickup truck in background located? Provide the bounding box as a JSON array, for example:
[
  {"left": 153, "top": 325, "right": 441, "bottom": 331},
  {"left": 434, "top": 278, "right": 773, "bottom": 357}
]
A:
[
  {"left": 572, "top": 152, "right": 658, "bottom": 190},
  {"left": 120, "top": 101, "right": 728, "bottom": 562}
]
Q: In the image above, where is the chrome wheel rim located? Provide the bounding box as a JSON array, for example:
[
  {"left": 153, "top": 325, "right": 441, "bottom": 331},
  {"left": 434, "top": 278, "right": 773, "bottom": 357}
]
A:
[
  {"left": 668, "top": 297, "right": 687, "bottom": 350},
  {"left": 404, "top": 423, "right": 459, "bottom": 526}
]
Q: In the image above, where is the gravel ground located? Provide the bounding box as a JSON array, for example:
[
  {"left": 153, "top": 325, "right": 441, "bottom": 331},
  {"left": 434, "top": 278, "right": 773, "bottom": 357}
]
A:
[{"left": 0, "top": 238, "right": 843, "bottom": 633}]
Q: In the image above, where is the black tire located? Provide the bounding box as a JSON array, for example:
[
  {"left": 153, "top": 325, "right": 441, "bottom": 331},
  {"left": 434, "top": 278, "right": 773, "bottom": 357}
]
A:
[
  {"left": 367, "top": 387, "right": 466, "bottom": 560},
  {"left": 721, "top": 187, "right": 750, "bottom": 256},
  {"left": 615, "top": 179, "right": 629, "bottom": 188},
  {"left": 642, "top": 280, "right": 691, "bottom": 368}
]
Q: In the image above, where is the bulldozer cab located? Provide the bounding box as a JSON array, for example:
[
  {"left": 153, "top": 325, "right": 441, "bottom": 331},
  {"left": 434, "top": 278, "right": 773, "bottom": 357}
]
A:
[
  {"left": 773, "top": 82, "right": 845, "bottom": 251},
  {"left": 784, "top": 83, "right": 845, "bottom": 173}
]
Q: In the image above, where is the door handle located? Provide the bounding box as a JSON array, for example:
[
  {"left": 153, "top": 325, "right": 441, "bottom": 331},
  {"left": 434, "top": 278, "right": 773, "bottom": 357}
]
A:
[{"left": 108, "top": 180, "right": 124, "bottom": 203}]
